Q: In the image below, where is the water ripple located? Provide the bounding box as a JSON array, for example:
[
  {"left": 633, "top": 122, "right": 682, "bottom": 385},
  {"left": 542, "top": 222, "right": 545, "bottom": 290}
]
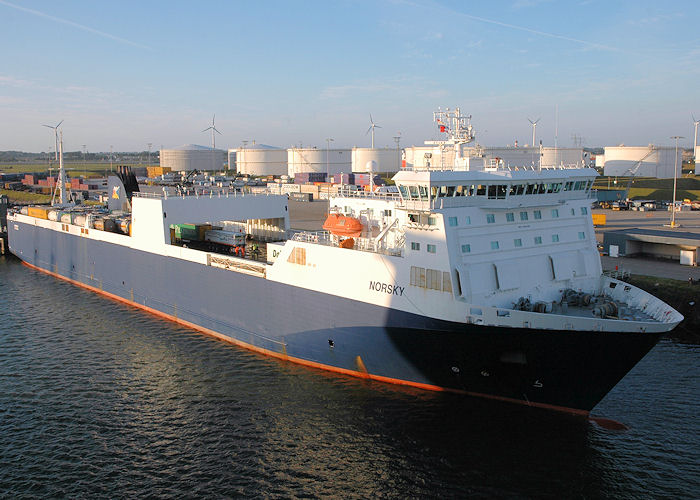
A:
[{"left": 1, "top": 256, "right": 698, "bottom": 498}]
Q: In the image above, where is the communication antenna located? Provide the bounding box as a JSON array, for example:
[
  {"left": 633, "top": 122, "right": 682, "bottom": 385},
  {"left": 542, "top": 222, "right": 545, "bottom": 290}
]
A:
[
  {"left": 527, "top": 117, "right": 540, "bottom": 147},
  {"left": 42, "top": 119, "right": 63, "bottom": 163},
  {"left": 693, "top": 114, "right": 699, "bottom": 162},
  {"left": 366, "top": 114, "right": 382, "bottom": 148}
]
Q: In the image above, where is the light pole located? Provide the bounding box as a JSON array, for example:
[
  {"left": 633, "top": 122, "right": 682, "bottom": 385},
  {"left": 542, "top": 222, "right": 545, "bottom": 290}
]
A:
[
  {"left": 147, "top": 143, "right": 152, "bottom": 168},
  {"left": 326, "top": 138, "right": 334, "bottom": 182},
  {"left": 110, "top": 145, "right": 113, "bottom": 172},
  {"left": 670, "top": 135, "right": 683, "bottom": 228}
]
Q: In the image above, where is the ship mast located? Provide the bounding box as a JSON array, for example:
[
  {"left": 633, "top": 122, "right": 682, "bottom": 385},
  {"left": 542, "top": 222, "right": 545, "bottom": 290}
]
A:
[{"left": 56, "top": 131, "right": 69, "bottom": 206}]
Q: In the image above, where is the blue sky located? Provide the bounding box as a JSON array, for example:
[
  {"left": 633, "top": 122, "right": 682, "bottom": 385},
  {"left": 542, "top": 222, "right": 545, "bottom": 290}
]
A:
[{"left": 1, "top": 0, "right": 698, "bottom": 153}]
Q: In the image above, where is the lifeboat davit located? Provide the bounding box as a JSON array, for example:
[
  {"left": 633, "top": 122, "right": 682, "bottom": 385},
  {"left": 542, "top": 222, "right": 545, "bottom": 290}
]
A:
[{"left": 322, "top": 213, "right": 363, "bottom": 237}]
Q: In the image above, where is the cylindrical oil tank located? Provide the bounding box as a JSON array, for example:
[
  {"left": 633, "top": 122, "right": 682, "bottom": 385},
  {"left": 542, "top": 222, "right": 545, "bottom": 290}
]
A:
[
  {"left": 602, "top": 146, "right": 680, "bottom": 178},
  {"left": 235, "top": 144, "right": 287, "bottom": 176},
  {"left": 287, "top": 147, "right": 352, "bottom": 177},
  {"left": 160, "top": 144, "right": 227, "bottom": 172},
  {"left": 73, "top": 214, "right": 86, "bottom": 227},
  {"left": 351, "top": 148, "right": 400, "bottom": 173},
  {"left": 60, "top": 212, "right": 73, "bottom": 224}
]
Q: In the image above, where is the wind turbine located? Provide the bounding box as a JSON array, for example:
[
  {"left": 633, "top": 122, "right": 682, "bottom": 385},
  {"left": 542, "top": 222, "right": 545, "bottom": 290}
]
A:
[
  {"left": 202, "top": 114, "right": 222, "bottom": 150},
  {"left": 528, "top": 117, "right": 540, "bottom": 147},
  {"left": 42, "top": 119, "right": 63, "bottom": 162},
  {"left": 366, "top": 114, "right": 382, "bottom": 148},
  {"left": 693, "top": 114, "right": 699, "bottom": 162}
]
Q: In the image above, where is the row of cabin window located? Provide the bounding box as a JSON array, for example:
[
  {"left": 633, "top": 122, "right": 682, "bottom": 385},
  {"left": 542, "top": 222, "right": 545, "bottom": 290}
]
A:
[
  {"left": 461, "top": 231, "right": 586, "bottom": 253},
  {"left": 410, "top": 242, "right": 437, "bottom": 253},
  {"left": 399, "top": 180, "right": 592, "bottom": 201},
  {"left": 447, "top": 206, "right": 588, "bottom": 227},
  {"left": 409, "top": 266, "right": 453, "bottom": 292}
]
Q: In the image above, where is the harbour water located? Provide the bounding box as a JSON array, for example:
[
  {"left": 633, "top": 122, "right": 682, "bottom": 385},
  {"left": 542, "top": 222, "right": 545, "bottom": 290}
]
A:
[{"left": 1, "top": 255, "right": 698, "bottom": 498}]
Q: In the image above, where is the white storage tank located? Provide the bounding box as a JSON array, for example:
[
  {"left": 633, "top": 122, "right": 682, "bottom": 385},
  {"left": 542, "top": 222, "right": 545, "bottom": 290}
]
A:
[
  {"left": 235, "top": 144, "right": 287, "bottom": 176},
  {"left": 351, "top": 147, "right": 401, "bottom": 173},
  {"left": 476, "top": 147, "right": 583, "bottom": 168},
  {"left": 160, "top": 144, "right": 227, "bottom": 172},
  {"left": 287, "top": 147, "right": 351, "bottom": 176},
  {"left": 602, "top": 145, "right": 681, "bottom": 178}
]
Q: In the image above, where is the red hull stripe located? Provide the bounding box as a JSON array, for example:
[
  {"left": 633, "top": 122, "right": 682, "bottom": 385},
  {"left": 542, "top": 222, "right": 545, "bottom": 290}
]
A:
[{"left": 22, "top": 260, "right": 590, "bottom": 418}]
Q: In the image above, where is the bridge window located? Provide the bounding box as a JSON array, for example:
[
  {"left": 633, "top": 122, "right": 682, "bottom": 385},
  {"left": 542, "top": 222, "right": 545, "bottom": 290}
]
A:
[
  {"left": 461, "top": 244, "right": 471, "bottom": 253},
  {"left": 408, "top": 185, "right": 419, "bottom": 199},
  {"left": 448, "top": 216, "right": 458, "bottom": 227},
  {"left": 506, "top": 212, "right": 514, "bottom": 222},
  {"left": 486, "top": 214, "right": 495, "bottom": 224},
  {"left": 534, "top": 236, "right": 542, "bottom": 245},
  {"left": 398, "top": 185, "right": 408, "bottom": 198},
  {"left": 411, "top": 242, "right": 420, "bottom": 251},
  {"left": 418, "top": 185, "right": 428, "bottom": 200},
  {"left": 580, "top": 207, "right": 588, "bottom": 215},
  {"left": 551, "top": 209, "right": 559, "bottom": 218},
  {"left": 520, "top": 211, "right": 529, "bottom": 221},
  {"left": 514, "top": 238, "right": 522, "bottom": 247},
  {"left": 534, "top": 210, "right": 542, "bottom": 220},
  {"left": 427, "top": 244, "right": 437, "bottom": 253}
]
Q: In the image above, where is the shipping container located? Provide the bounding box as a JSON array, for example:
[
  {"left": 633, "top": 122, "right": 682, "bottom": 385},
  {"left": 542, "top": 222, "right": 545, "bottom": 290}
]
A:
[
  {"left": 290, "top": 192, "right": 312, "bottom": 202},
  {"left": 592, "top": 214, "right": 606, "bottom": 226},
  {"left": 172, "top": 223, "right": 212, "bottom": 241},
  {"left": 27, "top": 206, "right": 50, "bottom": 219}
]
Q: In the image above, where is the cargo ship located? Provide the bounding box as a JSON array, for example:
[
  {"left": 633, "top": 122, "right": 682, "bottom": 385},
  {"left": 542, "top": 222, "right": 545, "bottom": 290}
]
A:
[{"left": 7, "top": 110, "right": 682, "bottom": 416}]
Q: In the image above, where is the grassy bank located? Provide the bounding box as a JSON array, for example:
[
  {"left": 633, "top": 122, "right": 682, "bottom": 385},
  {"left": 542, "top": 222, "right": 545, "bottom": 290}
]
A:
[
  {"left": 594, "top": 176, "right": 700, "bottom": 201},
  {"left": 0, "top": 189, "right": 52, "bottom": 204}
]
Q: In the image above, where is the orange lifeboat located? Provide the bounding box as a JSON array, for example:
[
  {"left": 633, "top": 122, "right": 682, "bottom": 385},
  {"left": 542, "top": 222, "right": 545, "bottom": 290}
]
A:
[{"left": 322, "top": 213, "right": 363, "bottom": 237}]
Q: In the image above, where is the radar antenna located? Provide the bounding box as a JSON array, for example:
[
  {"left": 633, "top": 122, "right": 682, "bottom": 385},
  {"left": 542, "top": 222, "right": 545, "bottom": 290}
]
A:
[{"left": 433, "top": 107, "right": 475, "bottom": 144}]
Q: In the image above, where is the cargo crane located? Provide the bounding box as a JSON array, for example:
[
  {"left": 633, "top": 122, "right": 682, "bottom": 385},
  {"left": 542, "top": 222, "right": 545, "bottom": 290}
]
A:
[
  {"left": 176, "top": 169, "right": 202, "bottom": 194},
  {"left": 621, "top": 146, "right": 657, "bottom": 202}
]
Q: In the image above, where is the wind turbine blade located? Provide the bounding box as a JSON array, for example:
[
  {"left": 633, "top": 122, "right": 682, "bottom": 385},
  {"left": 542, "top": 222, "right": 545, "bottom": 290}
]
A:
[
  {"left": 214, "top": 128, "right": 222, "bottom": 135},
  {"left": 535, "top": 117, "right": 541, "bottom": 123},
  {"left": 375, "top": 125, "right": 382, "bottom": 129},
  {"left": 366, "top": 126, "right": 372, "bottom": 135},
  {"left": 202, "top": 127, "right": 212, "bottom": 132},
  {"left": 369, "top": 113, "right": 374, "bottom": 124},
  {"left": 56, "top": 119, "right": 63, "bottom": 128},
  {"left": 42, "top": 124, "right": 53, "bottom": 129}
]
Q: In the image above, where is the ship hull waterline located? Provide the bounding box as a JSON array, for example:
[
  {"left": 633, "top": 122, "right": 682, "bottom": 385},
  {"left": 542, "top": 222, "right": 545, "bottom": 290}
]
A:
[{"left": 9, "top": 219, "right": 663, "bottom": 416}]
